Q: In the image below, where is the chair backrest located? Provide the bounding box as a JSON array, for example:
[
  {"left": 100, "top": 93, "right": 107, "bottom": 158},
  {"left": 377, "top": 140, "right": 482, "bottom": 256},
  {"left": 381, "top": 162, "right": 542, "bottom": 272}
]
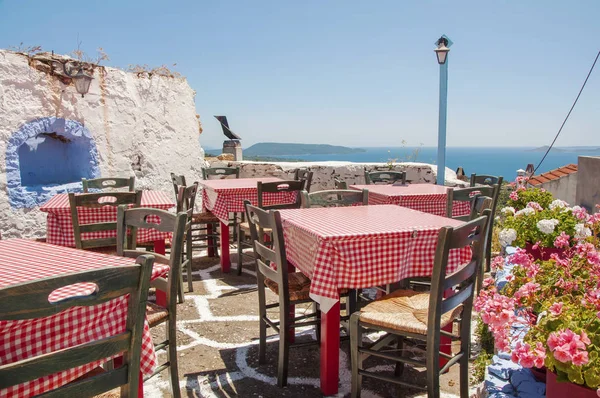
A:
[
  {"left": 202, "top": 167, "right": 240, "bottom": 180},
  {"left": 0, "top": 255, "right": 155, "bottom": 397},
  {"left": 244, "top": 201, "right": 290, "bottom": 302},
  {"left": 257, "top": 180, "right": 305, "bottom": 210},
  {"left": 469, "top": 196, "right": 493, "bottom": 220},
  {"left": 470, "top": 174, "right": 503, "bottom": 187},
  {"left": 300, "top": 189, "right": 368, "bottom": 208},
  {"left": 365, "top": 170, "right": 406, "bottom": 185},
  {"left": 427, "top": 215, "right": 488, "bottom": 350},
  {"left": 170, "top": 173, "right": 187, "bottom": 201},
  {"left": 117, "top": 206, "right": 188, "bottom": 314},
  {"left": 446, "top": 186, "right": 494, "bottom": 220},
  {"left": 69, "top": 191, "right": 143, "bottom": 249},
  {"left": 175, "top": 182, "right": 199, "bottom": 217},
  {"left": 294, "top": 169, "right": 314, "bottom": 192},
  {"left": 333, "top": 177, "right": 348, "bottom": 190},
  {"left": 82, "top": 177, "right": 135, "bottom": 193}
]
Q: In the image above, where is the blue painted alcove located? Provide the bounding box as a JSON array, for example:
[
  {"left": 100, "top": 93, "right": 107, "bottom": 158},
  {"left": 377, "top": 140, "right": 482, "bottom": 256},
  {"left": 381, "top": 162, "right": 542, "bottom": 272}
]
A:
[{"left": 6, "top": 117, "right": 101, "bottom": 208}]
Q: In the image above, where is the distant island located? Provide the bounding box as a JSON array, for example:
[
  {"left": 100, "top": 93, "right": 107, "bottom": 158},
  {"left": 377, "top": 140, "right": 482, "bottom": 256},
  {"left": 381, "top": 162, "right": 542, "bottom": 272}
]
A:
[
  {"left": 244, "top": 142, "right": 366, "bottom": 156},
  {"left": 526, "top": 146, "right": 600, "bottom": 153}
]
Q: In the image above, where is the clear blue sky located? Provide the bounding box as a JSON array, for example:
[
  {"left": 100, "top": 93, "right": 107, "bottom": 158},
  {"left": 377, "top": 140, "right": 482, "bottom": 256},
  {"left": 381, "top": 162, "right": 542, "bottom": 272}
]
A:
[{"left": 1, "top": 0, "right": 598, "bottom": 149}]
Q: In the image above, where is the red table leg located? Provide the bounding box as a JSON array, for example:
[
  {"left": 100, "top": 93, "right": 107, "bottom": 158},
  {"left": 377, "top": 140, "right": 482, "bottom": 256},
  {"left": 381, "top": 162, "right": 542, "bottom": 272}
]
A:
[
  {"left": 114, "top": 356, "right": 144, "bottom": 397},
  {"left": 219, "top": 221, "right": 231, "bottom": 273},
  {"left": 207, "top": 223, "right": 215, "bottom": 257},
  {"left": 320, "top": 302, "right": 340, "bottom": 396},
  {"left": 154, "top": 239, "right": 167, "bottom": 307}
]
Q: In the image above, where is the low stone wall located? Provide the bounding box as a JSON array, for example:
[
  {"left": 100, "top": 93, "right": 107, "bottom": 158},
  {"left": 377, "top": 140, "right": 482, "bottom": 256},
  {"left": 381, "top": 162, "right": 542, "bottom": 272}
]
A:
[{"left": 206, "top": 159, "right": 467, "bottom": 190}]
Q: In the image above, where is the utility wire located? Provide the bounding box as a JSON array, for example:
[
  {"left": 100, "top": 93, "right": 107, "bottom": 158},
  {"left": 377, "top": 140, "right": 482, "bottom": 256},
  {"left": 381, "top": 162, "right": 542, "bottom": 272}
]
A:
[{"left": 534, "top": 50, "right": 600, "bottom": 173}]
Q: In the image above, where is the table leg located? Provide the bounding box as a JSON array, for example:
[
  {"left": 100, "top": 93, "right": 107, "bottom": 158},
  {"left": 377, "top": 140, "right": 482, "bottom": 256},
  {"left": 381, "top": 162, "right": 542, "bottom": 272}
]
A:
[
  {"left": 440, "top": 289, "right": 453, "bottom": 368},
  {"left": 320, "top": 302, "right": 340, "bottom": 396},
  {"left": 154, "top": 239, "right": 167, "bottom": 307},
  {"left": 207, "top": 223, "right": 215, "bottom": 257},
  {"left": 219, "top": 221, "right": 231, "bottom": 273},
  {"left": 114, "top": 356, "right": 144, "bottom": 397}
]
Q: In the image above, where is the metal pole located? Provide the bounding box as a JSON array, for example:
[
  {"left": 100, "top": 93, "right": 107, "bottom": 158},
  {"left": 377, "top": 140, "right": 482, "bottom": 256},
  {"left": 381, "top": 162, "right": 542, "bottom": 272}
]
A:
[{"left": 436, "top": 59, "right": 449, "bottom": 185}]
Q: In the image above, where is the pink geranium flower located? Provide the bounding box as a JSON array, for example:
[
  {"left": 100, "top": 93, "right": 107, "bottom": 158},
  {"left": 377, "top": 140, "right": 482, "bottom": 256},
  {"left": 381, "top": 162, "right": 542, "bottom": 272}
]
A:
[
  {"left": 554, "top": 232, "right": 570, "bottom": 249},
  {"left": 509, "top": 191, "right": 519, "bottom": 201},
  {"left": 549, "top": 302, "right": 564, "bottom": 316}
]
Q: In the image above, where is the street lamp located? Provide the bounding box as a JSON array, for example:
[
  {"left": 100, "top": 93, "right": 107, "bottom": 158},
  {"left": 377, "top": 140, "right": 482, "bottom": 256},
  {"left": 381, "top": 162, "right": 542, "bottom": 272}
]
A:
[
  {"left": 51, "top": 59, "right": 94, "bottom": 97},
  {"left": 434, "top": 35, "right": 452, "bottom": 185}
]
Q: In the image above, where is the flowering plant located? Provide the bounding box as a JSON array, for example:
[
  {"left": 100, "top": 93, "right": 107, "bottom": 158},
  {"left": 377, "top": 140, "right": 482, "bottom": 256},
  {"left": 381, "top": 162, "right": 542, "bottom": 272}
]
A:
[
  {"left": 498, "top": 199, "right": 584, "bottom": 248},
  {"left": 476, "top": 209, "right": 600, "bottom": 390},
  {"left": 506, "top": 180, "right": 554, "bottom": 211}
]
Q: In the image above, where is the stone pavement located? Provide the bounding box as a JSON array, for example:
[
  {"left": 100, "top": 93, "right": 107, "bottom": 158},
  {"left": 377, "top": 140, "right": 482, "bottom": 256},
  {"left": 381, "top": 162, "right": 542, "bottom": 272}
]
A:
[{"left": 145, "top": 252, "right": 471, "bottom": 397}]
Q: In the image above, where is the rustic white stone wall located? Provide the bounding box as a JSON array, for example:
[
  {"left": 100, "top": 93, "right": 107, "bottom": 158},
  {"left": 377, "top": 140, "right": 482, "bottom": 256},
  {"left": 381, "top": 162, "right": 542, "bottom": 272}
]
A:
[
  {"left": 0, "top": 49, "right": 205, "bottom": 239},
  {"left": 206, "top": 159, "right": 467, "bottom": 190}
]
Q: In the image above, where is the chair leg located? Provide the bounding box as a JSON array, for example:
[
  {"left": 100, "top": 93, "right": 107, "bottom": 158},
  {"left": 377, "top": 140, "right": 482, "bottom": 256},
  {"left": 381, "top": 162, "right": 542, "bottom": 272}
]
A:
[
  {"left": 237, "top": 228, "right": 245, "bottom": 276},
  {"left": 257, "top": 280, "right": 267, "bottom": 364},
  {"left": 186, "top": 230, "right": 194, "bottom": 293},
  {"left": 277, "top": 300, "right": 290, "bottom": 387},
  {"left": 313, "top": 302, "right": 321, "bottom": 342},
  {"left": 394, "top": 337, "right": 405, "bottom": 377},
  {"left": 459, "top": 319, "right": 471, "bottom": 398},
  {"left": 426, "top": 338, "right": 441, "bottom": 398},
  {"left": 213, "top": 222, "right": 220, "bottom": 257},
  {"left": 167, "top": 319, "right": 181, "bottom": 398},
  {"left": 350, "top": 313, "right": 363, "bottom": 398}
]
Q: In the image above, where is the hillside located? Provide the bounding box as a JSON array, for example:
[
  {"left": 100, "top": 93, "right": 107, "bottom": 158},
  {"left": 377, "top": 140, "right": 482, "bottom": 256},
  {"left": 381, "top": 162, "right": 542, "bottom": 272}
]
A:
[{"left": 244, "top": 142, "right": 365, "bottom": 156}]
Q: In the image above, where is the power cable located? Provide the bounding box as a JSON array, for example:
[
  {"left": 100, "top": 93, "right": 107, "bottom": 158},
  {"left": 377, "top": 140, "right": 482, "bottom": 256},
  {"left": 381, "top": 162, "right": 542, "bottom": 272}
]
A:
[{"left": 534, "top": 49, "right": 600, "bottom": 173}]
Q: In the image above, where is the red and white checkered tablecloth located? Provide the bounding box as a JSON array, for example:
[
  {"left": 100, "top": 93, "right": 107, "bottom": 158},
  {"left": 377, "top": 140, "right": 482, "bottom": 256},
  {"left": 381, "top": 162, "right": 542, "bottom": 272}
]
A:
[
  {"left": 200, "top": 178, "right": 300, "bottom": 224},
  {"left": 349, "top": 184, "right": 471, "bottom": 218},
  {"left": 39, "top": 191, "right": 175, "bottom": 247},
  {"left": 278, "top": 205, "right": 472, "bottom": 313},
  {"left": 0, "top": 239, "right": 169, "bottom": 398}
]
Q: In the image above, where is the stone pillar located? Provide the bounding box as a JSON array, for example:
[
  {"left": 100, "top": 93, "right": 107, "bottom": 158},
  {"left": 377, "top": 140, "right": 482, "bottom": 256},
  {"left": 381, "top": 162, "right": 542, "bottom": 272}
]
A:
[
  {"left": 576, "top": 156, "right": 600, "bottom": 213},
  {"left": 223, "top": 140, "right": 242, "bottom": 161}
]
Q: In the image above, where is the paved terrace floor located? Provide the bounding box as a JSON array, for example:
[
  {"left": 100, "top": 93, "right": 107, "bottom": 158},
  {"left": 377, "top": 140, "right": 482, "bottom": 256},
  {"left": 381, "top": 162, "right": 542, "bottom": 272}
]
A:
[{"left": 145, "top": 251, "right": 478, "bottom": 397}]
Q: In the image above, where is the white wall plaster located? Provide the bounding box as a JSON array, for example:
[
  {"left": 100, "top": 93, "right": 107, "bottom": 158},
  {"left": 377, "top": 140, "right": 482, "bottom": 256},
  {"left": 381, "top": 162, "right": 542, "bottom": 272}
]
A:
[{"left": 0, "top": 49, "right": 204, "bottom": 239}]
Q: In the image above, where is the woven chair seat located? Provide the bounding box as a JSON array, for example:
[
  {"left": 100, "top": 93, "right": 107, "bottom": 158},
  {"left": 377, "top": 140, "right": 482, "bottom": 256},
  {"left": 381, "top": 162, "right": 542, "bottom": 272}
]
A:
[
  {"left": 146, "top": 302, "right": 169, "bottom": 327},
  {"left": 265, "top": 272, "right": 311, "bottom": 302},
  {"left": 192, "top": 212, "right": 220, "bottom": 224},
  {"left": 358, "top": 289, "right": 462, "bottom": 335},
  {"left": 239, "top": 221, "right": 272, "bottom": 234}
]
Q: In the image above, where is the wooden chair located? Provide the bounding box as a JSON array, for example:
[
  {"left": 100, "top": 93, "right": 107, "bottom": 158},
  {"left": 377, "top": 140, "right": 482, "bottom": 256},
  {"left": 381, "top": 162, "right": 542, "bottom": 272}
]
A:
[
  {"left": 236, "top": 180, "right": 305, "bottom": 275},
  {"left": 117, "top": 206, "right": 188, "bottom": 398},
  {"left": 334, "top": 177, "right": 348, "bottom": 189},
  {"left": 69, "top": 191, "right": 142, "bottom": 251},
  {"left": 202, "top": 166, "right": 240, "bottom": 180},
  {"left": 470, "top": 175, "right": 504, "bottom": 270},
  {"left": 0, "top": 255, "right": 154, "bottom": 398},
  {"left": 244, "top": 202, "right": 320, "bottom": 387},
  {"left": 294, "top": 169, "right": 314, "bottom": 192},
  {"left": 365, "top": 170, "right": 406, "bottom": 185},
  {"left": 171, "top": 173, "right": 220, "bottom": 259},
  {"left": 470, "top": 174, "right": 502, "bottom": 187},
  {"left": 175, "top": 183, "right": 199, "bottom": 298},
  {"left": 300, "top": 189, "right": 368, "bottom": 208},
  {"left": 446, "top": 186, "right": 493, "bottom": 221},
  {"left": 350, "top": 215, "right": 489, "bottom": 398},
  {"left": 82, "top": 177, "right": 135, "bottom": 192}
]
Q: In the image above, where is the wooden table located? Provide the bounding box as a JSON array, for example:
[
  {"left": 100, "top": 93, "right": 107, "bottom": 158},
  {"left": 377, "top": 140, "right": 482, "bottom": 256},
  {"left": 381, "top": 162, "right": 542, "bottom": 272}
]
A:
[
  {"left": 39, "top": 191, "right": 175, "bottom": 253},
  {"left": 349, "top": 183, "right": 471, "bottom": 217},
  {"left": 199, "top": 177, "right": 298, "bottom": 272},
  {"left": 278, "top": 205, "right": 470, "bottom": 395},
  {"left": 0, "top": 239, "right": 169, "bottom": 398}
]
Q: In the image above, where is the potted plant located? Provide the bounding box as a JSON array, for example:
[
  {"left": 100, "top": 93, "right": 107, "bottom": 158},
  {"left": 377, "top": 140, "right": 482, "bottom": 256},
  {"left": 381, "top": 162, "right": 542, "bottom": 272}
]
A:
[
  {"left": 476, "top": 210, "right": 600, "bottom": 397},
  {"left": 497, "top": 198, "right": 590, "bottom": 260}
]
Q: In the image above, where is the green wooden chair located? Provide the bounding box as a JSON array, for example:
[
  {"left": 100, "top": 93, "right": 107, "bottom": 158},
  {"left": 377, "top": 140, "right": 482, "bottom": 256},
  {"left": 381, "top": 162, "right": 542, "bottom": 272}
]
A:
[
  {"left": 172, "top": 173, "right": 220, "bottom": 259},
  {"left": 82, "top": 177, "right": 135, "bottom": 192},
  {"left": 334, "top": 177, "right": 348, "bottom": 189},
  {"left": 0, "top": 255, "right": 155, "bottom": 398},
  {"left": 244, "top": 201, "right": 320, "bottom": 387},
  {"left": 294, "top": 169, "right": 314, "bottom": 192},
  {"left": 237, "top": 180, "right": 305, "bottom": 275},
  {"left": 300, "top": 189, "right": 368, "bottom": 208},
  {"left": 116, "top": 206, "right": 188, "bottom": 398},
  {"left": 446, "top": 186, "right": 494, "bottom": 221},
  {"left": 470, "top": 174, "right": 503, "bottom": 187},
  {"left": 69, "top": 191, "right": 142, "bottom": 251},
  {"left": 470, "top": 175, "right": 504, "bottom": 271},
  {"left": 202, "top": 166, "right": 240, "bottom": 179},
  {"left": 365, "top": 170, "right": 406, "bottom": 185},
  {"left": 350, "top": 214, "right": 489, "bottom": 398}
]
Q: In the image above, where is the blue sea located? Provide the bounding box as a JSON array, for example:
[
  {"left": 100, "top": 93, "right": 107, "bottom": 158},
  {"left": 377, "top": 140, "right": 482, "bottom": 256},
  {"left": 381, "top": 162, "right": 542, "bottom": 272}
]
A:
[{"left": 266, "top": 147, "right": 600, "bottom": 181}]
